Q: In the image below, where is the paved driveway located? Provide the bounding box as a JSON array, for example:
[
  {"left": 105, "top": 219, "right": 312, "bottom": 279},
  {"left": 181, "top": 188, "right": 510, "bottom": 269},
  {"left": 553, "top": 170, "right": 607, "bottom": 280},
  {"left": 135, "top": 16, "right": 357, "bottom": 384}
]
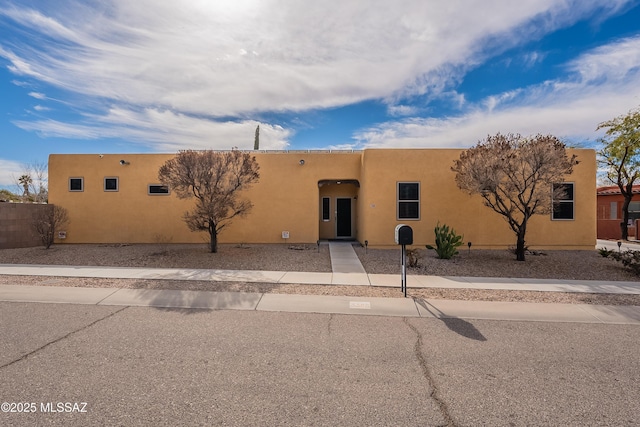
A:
[
  {"left": 1, "top": 302, "right": 639, "bottom": 426},
  {"left": 597, "top": 238, "right": 640, "bottom": 252}
]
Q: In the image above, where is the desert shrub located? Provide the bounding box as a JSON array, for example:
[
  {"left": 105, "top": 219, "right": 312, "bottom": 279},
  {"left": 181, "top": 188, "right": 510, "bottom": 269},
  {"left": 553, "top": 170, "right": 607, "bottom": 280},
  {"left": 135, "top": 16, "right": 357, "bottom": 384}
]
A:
[
  {"left": 151, "top": 233, "right": 173, "bottom": 255},
  {"left": 406, "top": 248, "right": 422, "bottom": 267},
  {"left": 426, "top": 222, "right": 463, "bottom": 259},
  {"left": 32, "top": 205, "right": 69, "bottom": 249},
  {"left": 597, "top": 247, "right": 615, "bottom": 258},
  {"left": 610, "top": 250, "right": 640, "bottom": 276}
]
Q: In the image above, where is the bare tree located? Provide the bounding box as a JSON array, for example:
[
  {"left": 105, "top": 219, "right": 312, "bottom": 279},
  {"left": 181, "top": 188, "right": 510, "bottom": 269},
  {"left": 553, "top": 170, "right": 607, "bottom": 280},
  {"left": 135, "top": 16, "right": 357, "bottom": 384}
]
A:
[
  {"left": 452, "top": 133, "right": 578, "bottom": 261},
  {"left": 158, "top": 150, "right": 260, "bottom": 253},
  {"left": 32, "top": 205, "right": 70, "bottom": 249},
  {"left": 597, "top": 108, "right": 640, "bottom": 240}
]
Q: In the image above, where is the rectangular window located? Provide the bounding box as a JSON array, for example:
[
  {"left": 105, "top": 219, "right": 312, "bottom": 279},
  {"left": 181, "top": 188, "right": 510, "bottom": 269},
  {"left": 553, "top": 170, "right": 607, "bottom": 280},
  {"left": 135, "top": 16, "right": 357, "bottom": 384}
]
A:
[
  {"left": 322, "top": 197, "right": 330, "bottom": 221},
  {"left": 104, "top": 177, "right": 118, "bottom": 192},
  {"left": 629, "top": 201, "right": 640, "bottom": 222},
  {"left": 69, "top": 177, "right": 84, "bottom": 192},
  {"left": 610, "top": 202, "right": 618, "bottom": 220},
  {"left": 552, "top": 183, "right": 574, "bottom": 220},
  {"left": 148, "top": 184, "right": 170, "bottom": 195},
  {"left": 398, "top": 182, "right": 420, "bottom": 220}
]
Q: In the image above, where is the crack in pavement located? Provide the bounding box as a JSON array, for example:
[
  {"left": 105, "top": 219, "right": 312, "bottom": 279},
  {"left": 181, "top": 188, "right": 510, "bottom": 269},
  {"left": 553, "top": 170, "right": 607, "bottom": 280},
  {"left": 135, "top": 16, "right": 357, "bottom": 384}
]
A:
[
  {"left": 404, "top": 317, "right": 457, "bottom": 427},
  {"left": 327, "top": 313, "right": 334, "bottom": 336},
  {"left": 0, "top": 306, "right": 129, "bottom": 370}
]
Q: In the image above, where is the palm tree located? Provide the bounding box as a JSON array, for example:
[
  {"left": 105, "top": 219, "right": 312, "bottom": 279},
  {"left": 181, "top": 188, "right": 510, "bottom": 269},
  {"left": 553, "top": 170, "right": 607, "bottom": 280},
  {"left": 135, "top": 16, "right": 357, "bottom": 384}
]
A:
[{"left": 18, "top": 174, "right": 32, "bottom": 198}]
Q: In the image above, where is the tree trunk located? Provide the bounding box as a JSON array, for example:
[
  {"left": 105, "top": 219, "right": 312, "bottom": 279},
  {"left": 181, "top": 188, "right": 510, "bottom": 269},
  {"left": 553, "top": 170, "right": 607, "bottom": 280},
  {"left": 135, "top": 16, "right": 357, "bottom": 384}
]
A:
[
  {"left": 515, "top": 234, "right": 526, "bottom": 261},
  {"left": 208, "top": 221, "right": 218, "bottom": 253},
  {"left": 621, "top": 195, "right": 631, "bottom": 241},
  {"left": 515, "top": 222, "right": 527, "bottom": 261}
]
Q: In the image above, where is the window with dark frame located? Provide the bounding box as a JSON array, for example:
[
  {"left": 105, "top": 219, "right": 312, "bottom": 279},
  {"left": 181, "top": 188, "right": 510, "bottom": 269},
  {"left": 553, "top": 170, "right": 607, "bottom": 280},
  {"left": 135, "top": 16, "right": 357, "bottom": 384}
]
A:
[
  {"left": 322, "top": 197, "right": 330, "bottom": 221},
  {"left": 552, "top": 182, "right": 574, "bottom": 220},
  {"left": 104, "top": 177, "right": 118, "bottom": 192},
  {"left": 398, "top": 182, "right": 420, "bottom": 220},
  {"left": 148, "top": 184, "right": 170, "bottom": 195},
  {"left": 629, "top": 201, "right": 640, "bottom": 222},
  {"left": 69, "top": 177, "right": 83, "bottom": 192}
]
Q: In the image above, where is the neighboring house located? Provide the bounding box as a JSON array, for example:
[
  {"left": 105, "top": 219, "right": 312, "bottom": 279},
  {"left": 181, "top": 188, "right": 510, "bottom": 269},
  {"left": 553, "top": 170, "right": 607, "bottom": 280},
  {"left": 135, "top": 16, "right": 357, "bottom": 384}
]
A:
[
  {"left": 48, "top": 149, "right": 596, "bottom": 249},
  {"left": 596, "top": 185, "right": 640, "bottom": 240}
]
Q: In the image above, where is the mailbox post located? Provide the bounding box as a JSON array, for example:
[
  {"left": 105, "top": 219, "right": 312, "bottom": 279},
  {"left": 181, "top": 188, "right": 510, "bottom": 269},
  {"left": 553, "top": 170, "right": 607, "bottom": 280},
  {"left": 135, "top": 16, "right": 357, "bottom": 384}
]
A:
[{"left": 395, "top": 224, "right": 413, "bottom": 297}]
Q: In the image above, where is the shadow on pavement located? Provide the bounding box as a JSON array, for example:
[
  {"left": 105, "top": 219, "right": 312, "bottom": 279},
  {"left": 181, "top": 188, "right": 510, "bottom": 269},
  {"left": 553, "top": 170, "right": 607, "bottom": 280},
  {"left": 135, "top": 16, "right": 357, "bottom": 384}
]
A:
[
  {"left": 153, "top": 307, "right": 213, "bottom": 315},
  {"left": 413, "top": 297, "right": 487, "bottom": 342},
  {"left": 100, "top": 288, "right": 262, "bottom": 314}
]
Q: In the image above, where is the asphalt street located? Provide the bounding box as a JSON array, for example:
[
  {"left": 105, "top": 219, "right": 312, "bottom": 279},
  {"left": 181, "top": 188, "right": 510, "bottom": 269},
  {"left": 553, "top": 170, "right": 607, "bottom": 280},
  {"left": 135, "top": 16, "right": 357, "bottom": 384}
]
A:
[{"left": 1, "top": 301, "right": 639, "bottom": 426}]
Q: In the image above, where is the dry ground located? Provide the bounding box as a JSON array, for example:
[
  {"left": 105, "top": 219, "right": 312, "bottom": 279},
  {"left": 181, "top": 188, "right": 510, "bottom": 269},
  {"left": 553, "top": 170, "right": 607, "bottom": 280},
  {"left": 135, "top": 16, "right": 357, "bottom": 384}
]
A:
[{"left": 1, "top": 243, "right": 639, "bottom": 305}]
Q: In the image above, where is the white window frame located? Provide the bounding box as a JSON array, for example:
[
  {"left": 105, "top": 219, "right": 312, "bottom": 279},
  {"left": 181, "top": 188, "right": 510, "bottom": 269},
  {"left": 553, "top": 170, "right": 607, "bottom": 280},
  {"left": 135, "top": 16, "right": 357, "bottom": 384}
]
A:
[
  {"left": 397, "top": 182, "right": 420, "bottom": 220},
  {"left": 552, "top": 182, "right": 574, "bottom": 221}
]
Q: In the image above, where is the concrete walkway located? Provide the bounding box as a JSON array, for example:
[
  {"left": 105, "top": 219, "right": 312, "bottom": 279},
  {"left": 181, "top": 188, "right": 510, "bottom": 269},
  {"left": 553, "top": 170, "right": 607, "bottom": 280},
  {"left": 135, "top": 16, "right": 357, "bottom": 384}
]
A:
[
  {"left": 1, "top": 264, "right": 639, "bottom": 294},
  {"left": 0, "top": 263, "right": 639, "bottom": 324},
  {"left": 328, "top": 241, "right": 369, "bottom": 285}
]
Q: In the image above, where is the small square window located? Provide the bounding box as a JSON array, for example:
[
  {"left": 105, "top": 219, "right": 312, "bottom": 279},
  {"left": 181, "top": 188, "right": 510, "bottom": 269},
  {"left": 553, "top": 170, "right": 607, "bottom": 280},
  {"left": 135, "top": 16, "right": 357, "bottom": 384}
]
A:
[
  {"left": 148, "top": 184, "right": 170, "bottom": 195},
  {"left": 104, "top": 177, "right": 118, "bottom": 192},
  {"left": 69, "top": 177, "right": 83, "bottom": 192}
]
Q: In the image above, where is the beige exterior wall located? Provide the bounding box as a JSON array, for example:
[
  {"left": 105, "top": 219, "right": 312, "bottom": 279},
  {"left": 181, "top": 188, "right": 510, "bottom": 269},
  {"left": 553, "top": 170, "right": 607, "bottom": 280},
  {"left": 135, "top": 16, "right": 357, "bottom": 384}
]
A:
[
  {"left": 357, "top": 149, "right": 596, "bottom": 249},
  {"left": 48, "top": 148, "right": 596, "bottom": 249}
]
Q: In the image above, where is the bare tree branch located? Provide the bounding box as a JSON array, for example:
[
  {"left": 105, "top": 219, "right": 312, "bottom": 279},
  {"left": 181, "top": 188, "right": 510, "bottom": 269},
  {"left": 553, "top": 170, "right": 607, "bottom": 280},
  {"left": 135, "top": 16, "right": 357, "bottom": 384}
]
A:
[
  {"left": 597, "top": 107, "right": 640, "bottom": 240},
  {"left": 452, "top": 133, "right": 578, "bottom": 261},
  {"left": 32, "top": 205, "right": 69, "bottom": 249},
  {"left": 158, "top": 150, "right": 260, "bottom": 253}
]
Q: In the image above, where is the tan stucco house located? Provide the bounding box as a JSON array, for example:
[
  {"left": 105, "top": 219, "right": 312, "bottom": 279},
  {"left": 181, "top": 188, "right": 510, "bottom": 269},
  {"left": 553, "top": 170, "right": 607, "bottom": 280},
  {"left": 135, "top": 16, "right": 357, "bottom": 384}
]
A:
[{"left": 48, "top": 148, "right": 596, "bottom": 249}]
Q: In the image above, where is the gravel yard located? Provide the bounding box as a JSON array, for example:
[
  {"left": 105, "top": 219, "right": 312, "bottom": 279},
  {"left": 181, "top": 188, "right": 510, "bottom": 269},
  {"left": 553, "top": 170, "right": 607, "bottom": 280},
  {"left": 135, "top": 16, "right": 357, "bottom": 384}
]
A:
[
  {"left": 0, "top": 243, "right": 332, "bottom": 272},
  {"left": 1, "top": 243, "right": 639, "bottom": 305},
  {"left": 354, "top": 246, "right": 638, "bottom": 281}
]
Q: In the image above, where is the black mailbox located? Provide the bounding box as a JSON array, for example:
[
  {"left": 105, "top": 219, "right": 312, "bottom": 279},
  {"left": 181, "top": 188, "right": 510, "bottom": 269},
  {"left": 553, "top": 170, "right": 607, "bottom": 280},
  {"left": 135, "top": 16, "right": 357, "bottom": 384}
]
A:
[{"left": 394, "top": 224, "right": 413, "bottom": 245}]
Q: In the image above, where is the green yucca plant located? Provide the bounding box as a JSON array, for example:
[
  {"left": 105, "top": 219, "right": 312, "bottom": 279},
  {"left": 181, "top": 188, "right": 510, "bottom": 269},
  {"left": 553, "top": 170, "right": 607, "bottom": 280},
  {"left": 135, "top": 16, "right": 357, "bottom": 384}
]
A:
[{"left": 426, "top": 222, "right": 463, "bottom": 259}]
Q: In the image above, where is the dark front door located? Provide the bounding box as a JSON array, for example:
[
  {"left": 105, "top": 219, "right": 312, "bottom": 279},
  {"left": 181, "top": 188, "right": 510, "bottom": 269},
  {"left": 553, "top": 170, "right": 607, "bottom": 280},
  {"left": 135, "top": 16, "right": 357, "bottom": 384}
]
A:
[{"left": 336, "top": 198, "right": 352, "bottom": 238}]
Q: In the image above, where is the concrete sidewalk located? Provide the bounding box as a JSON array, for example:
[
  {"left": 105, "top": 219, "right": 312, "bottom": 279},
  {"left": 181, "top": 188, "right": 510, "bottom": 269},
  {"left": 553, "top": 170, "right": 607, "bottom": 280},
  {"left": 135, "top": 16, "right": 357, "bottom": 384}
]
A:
[
  {"left": 1, "top": 264, "right": 639, "bottom": 294},
  {"left": 1, "top": 253, "right": 639, "bottom": 324},
  {"left": 1, "top": 283, "right": 640, "bottom": 325}
]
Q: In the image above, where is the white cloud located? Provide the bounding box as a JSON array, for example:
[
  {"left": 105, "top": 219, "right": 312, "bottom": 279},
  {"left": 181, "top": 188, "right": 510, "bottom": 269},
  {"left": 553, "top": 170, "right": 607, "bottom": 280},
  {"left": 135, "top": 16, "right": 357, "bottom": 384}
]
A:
[
  {"left": 0, "top": 0, "right": 635, "bottom": 151},
  {"left": 566, "top": 35, "right": 640, "bottom": 83},
  {"left": 28, "top": 92, "right": 46, "bottom": 99},
  {"left": 13, "top": 107, "right": 291, "bottom": 151},
  {"left": 33, "top": 105, "right": 50, "bottom": 111},
  {"left": 353, "top": 35, "right": 640, "bottom": 148},
  {"left": 387, "top": 105, "right": 419, "bottom": 117},
  {"left": 521, "top": 51, "right": 546, "bottom": 68},
  {"left": 0, "top": 159, "right": 23, "bottom": 188},
  {"left": 1, "top": 0, "right": 631, "bottom": 116}
]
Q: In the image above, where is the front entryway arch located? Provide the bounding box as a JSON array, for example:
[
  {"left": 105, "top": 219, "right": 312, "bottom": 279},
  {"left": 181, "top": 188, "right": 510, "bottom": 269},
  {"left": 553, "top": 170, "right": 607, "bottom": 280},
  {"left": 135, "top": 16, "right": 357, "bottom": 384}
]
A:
[{"left": 318, "top": 180, "right": 359, "bottom": 240}]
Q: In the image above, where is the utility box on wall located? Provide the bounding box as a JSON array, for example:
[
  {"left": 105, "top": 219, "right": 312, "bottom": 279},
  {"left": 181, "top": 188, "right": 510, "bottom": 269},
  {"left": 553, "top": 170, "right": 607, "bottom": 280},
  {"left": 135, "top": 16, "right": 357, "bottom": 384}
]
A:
[{"left": 394, "top": 224, "right": 413, "bottom": 246}]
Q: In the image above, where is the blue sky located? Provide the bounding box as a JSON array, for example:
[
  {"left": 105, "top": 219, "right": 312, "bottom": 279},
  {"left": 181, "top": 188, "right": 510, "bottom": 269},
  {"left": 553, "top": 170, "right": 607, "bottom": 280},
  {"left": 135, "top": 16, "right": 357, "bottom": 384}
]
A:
[{"left": 1, "top": 0, "right": 640, "bottom": 190}]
